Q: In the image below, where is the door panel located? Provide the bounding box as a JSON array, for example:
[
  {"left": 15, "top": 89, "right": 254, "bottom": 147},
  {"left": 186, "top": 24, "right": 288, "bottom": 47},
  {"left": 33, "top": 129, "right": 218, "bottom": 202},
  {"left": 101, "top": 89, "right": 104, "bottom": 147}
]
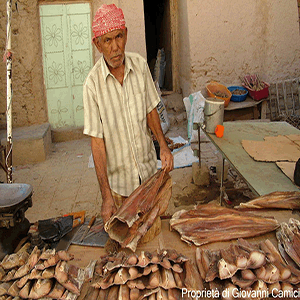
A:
[{"left": 40, "top": 3, "right": 92, "bottom": 129}]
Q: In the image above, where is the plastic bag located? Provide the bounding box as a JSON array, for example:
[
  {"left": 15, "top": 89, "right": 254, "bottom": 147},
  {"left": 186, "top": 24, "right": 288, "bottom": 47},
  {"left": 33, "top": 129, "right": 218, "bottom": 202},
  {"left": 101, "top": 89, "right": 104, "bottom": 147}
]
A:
[
  {"left": 183, "top": 91, "right": 206, "bottom": 142},
  {"left": 38, "top": 215, "right": 73, "bottom": 243},
  {"left": 154, "top": 49, "right": 166, "bottom": 88},
  {"left": 155, "top": 82, "right": 170, "bottom": 134}
]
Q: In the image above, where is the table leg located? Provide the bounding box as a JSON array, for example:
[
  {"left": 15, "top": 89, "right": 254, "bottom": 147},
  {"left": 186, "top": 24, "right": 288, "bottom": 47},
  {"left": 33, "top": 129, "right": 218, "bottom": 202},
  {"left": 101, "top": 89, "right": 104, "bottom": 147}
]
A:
[{"left": 219, "top": 156, "right": 225, "bottom": 205}]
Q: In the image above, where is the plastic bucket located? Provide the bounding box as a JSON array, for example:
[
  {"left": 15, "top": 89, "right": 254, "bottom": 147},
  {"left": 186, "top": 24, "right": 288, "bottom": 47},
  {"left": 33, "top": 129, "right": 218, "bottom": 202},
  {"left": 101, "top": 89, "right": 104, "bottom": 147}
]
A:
[{"left": 204, "top": 98, "right": 225, "bottom": 133}]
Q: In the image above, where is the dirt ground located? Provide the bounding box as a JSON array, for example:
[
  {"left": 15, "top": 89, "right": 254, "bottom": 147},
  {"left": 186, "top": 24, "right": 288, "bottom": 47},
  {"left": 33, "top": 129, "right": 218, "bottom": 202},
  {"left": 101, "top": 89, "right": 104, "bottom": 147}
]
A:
[{"left": 0, "top": 93, "right": 254, "bottom": 223}]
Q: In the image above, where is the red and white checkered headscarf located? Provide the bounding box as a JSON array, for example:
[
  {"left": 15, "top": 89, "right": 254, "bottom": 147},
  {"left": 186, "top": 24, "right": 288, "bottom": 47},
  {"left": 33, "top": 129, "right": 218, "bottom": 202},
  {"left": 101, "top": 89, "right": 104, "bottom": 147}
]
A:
[{"left": 92, "top": 4, "right": 126, "bottom": 42}]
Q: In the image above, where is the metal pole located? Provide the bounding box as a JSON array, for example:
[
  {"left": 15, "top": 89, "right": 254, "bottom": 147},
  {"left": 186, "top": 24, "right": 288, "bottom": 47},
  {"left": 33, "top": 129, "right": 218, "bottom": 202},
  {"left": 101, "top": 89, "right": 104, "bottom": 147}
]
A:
[
  {"left": 6, "top": 0, "right": 13, "bottom": 183},
  {"left": 197, "top": 124, "right": 201, "bottom": 168}
]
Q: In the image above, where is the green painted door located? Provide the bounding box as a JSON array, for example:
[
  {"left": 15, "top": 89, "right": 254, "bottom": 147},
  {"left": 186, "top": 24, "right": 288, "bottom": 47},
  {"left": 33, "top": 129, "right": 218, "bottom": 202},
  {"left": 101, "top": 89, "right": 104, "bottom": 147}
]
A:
[{"left": 39, "top": 3, "right": 93, "bottom": 129}]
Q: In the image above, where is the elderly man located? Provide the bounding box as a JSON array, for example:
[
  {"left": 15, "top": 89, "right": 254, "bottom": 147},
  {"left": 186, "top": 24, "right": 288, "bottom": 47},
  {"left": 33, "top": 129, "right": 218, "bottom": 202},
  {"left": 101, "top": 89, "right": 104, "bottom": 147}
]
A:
[{"left": 83, "top": 4, "right": 173, "bottom": 224}]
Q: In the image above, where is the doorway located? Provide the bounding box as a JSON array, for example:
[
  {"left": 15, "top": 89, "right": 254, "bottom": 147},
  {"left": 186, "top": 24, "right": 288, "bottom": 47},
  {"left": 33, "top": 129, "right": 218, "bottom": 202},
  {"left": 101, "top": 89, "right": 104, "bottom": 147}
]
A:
[
  {"left": 143, "top": 0, "right": 177, "bottom": 92},
  {"left": 39, "top": 3, "right": 93, "bottom": 129}
]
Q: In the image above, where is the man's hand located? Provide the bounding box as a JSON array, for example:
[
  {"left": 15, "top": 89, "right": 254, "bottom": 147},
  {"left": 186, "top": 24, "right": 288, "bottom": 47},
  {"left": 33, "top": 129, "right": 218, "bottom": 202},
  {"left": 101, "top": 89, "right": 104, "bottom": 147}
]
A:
[
  {"left": 101, "top": 196, "right": 117, "bottom": 224},
  {"left": 160, "top": 145, "right": 174, "bottom": 173}
]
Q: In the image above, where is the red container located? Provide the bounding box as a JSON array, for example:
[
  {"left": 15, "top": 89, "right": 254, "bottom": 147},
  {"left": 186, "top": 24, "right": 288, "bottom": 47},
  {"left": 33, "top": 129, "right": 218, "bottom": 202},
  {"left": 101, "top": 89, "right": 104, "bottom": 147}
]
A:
[{"left": 247, "top": 82, "right": 269, "bottom": 101}]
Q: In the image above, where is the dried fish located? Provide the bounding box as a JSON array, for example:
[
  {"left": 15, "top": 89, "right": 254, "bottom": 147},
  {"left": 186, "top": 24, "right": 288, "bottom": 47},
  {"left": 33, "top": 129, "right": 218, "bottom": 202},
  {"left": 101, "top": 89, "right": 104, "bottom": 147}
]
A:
[
  {"left": 129, "top": 288, "right": 140, "bottom": 300},
  {"left": 277, "top": 225, "right": 300, "bottom": 267},
  {"left": 43, "top": 253, "right": 60, "bottom": 269},
  {"left": 170, "top": 203, "right": 279, "bottom": 246},
  {"left": 3, "top": 269, "right": 16, "bottom": 282},
  {"left": 57, "top": 250, "right": 74, "bottom": 262},
  {"left": 7, "top": 281, "right": 20, "bottom": 297},
  {"left": 246, "top": 250, "right": 266, "bottom": 269},
  {"left": 160, "top": 268, "right": 176, "bottom": 289},
  {"left": 0, "top": 282, "right": 12, "bottom": 296},
  {"left": 118, "top": 284, "right": 130, "bottom": 300},
  {"left": 13, "top": 263, "right": 30, "bottom": 279},
  {"left": 29, "top": 268, "right": 43, "bottom": 280},
  {"left": 105, "top": 170, "right": 172, "bottom": 251},
  {"left": 236, "top": 191, "right": 300, "bottom": 210},
  {"left": 114, "top": 267, "right": 130, "bottom": 285},
  {"left": 231, "top": 272, "right": 255, "bottom": 289},
  {"left": 42, "top": 266, "right": 55, "bottom": 279},
  {"left": 268, "top": 282, "right": 281, "bottom": 296},
  {"left": 47, "top": 281, "right": 65, "bottom": 299},
  {"left": 27, "top": 246, "right": 41, "bottom": 270},
  {"left": 173, "top": 270, "right": 184, "bottom": 289},
  {"left": 16, "top": 274, "right": 29, "bottom": 289},
  {"left": 19, "top": 281, "right": 31, "bottom": 299},
  {"left": 84, "top": 286, "right": 99, "bottom": 300},
  {"left": 137, "top": 252, "right": 151, "bottom": 268},
  {"left": 260, "top": 239, "right": 292, "bottom": 281},
  {"left": 218, "top": 258, "right": 238, "bottom": 281},
  {"left": 240, "top": 269, "right": 256, "bottom": 281},
  {"left": 28, "top": 279, "right": 53, "bottom": 299},
  {"left": 184, "top": 260, "right": 204, "bottom": 291},
  {"left": 39, "top": 248, "right": 55, "bottom": 260},
  {"left": 148, "top": 269, "right": 161, "bottom": 288},
  {"left": 55, "top": 260, "right": 69, "bottom": 284},
  {"left": 0, "top": 267, "right": 5, "bottom": 281},
  {"left": 206, "top": 251, "right": 222, "bottom": 282}
]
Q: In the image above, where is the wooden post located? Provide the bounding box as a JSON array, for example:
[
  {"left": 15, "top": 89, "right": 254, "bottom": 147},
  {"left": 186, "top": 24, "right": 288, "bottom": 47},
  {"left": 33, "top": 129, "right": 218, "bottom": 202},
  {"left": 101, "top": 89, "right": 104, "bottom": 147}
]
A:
[{"left": 6, "top": 0, "right": 13, "bottom": 183}]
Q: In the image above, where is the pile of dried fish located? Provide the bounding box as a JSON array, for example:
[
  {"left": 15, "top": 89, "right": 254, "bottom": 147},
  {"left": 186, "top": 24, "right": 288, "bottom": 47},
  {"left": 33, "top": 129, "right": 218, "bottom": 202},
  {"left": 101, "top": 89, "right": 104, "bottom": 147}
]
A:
[
  {"left": 196, "top": 238, "right": 300, "bottom": 299},
  {"left": 87, "top": 249, "right": 202, "bottom": 300},
  {"left": 236, "top": 191, "right": 300, "bottom": 210},
  {"left": 0, "top": 244, "right": 88, "bottom": 299},
  {"left": 170, "top": 203, "right": 279, "bottom": 246},
  {"left": 105, "top": 170, "right": 172, "bottom": 252},
  {"left": 277, "top": 218, "right": 300, "bottom": 270}
]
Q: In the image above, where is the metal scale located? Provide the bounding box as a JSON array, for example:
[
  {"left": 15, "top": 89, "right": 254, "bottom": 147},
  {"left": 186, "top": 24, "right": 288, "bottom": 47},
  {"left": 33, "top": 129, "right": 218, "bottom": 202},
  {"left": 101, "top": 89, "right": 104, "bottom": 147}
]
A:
[{"left": 0, "top": 183, "right": 32, "bottom": 259}]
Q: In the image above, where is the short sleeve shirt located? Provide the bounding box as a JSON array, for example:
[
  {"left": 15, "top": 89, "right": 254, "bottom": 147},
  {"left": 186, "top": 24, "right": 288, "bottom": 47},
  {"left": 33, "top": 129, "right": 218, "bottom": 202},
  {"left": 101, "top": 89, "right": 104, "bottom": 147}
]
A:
[{"left": 83, "top": 52, "right": 160, "bottom": 196}]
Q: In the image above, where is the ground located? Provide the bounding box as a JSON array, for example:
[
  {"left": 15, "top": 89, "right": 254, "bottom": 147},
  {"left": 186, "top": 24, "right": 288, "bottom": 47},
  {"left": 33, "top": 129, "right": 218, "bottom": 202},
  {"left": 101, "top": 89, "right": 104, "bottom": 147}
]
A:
[{"left": 0, "top": 93, "right": 254, "bottom": 224}]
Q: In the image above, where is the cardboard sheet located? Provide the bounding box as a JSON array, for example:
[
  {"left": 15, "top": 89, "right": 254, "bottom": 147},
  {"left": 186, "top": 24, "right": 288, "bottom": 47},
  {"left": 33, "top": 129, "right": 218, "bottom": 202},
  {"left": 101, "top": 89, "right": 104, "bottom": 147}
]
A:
[
  {"left": 242, "top": 134, "right": 300, "bottom": 162},
  {"left": 276, "top": 161, "right": 296, "bottom": 183}
]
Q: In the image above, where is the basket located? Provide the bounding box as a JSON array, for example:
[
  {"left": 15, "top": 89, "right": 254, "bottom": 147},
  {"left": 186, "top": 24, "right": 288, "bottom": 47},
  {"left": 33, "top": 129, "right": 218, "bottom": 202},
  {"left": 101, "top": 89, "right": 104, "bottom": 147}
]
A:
[
  {"left": 206, "top": 82, "right": 232, "bottom": 107},
  {"left": 227, "top": 86, "right": 248, "bottom": 102},
  {"left": 246, "top": 82, "right": 269, "bottom": 101}
]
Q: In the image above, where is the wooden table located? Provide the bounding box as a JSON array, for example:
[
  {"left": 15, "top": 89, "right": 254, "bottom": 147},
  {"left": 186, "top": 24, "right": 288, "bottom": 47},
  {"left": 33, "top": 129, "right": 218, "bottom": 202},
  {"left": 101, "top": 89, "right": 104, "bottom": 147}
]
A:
[
  {"left": 205, "top": 121, "right": 300, "bottom": 200},
  {"left": 224, "top": 97, "right": 268, "bottom": 121}
]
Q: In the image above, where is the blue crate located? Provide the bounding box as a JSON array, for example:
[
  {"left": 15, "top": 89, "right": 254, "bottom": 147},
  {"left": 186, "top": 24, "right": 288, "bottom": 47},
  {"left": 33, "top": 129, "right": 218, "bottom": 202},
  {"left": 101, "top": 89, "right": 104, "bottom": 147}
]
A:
[{"left": 227, "top": 86, "right": 248, "bottom": 102}]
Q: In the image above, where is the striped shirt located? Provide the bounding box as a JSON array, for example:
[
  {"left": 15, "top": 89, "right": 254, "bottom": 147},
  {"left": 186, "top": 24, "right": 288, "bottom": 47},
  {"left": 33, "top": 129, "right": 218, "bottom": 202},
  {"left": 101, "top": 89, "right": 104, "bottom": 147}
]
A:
[{"left": 83, "top": 52, "right": 159, "bottom": 196}]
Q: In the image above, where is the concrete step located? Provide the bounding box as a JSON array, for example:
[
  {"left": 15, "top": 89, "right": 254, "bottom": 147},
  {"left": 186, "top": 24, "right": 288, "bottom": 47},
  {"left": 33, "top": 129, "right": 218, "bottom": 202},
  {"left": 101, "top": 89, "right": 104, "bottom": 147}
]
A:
[{"left": 0, "top": 123, "right": 52, "bottom": 166}]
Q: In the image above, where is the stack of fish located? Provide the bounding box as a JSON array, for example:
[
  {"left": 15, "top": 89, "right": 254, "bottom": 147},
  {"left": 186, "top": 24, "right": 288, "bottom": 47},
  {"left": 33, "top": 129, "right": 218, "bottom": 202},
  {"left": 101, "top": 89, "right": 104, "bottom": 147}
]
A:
[
  {"left": 105, "top": 170, "right": 172, "bottom": 252},
  {"left": 277, "top": 218, "right": 300, "bottom": 270},
  {"left": 0, "top": 244, "right": 86, "bottom": 299},
  {"left": 89, "top": 250, "right": 202, "bottom": 300},
  {"left": 196, "top": 238, "right": 300, "bottom": 299}
]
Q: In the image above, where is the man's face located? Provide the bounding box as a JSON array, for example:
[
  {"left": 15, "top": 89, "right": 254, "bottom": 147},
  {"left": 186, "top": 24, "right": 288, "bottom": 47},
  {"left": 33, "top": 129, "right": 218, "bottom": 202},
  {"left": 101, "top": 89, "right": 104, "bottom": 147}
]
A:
[{"left": 94, "top": 28, "right": 127, "bottom": 69}]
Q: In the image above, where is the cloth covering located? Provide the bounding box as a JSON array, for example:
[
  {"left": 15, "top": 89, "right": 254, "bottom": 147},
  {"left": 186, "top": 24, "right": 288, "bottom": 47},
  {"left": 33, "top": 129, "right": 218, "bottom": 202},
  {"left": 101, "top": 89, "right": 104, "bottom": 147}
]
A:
[{"left": 92, "top": 4, "right": 126, "bottom": 42}]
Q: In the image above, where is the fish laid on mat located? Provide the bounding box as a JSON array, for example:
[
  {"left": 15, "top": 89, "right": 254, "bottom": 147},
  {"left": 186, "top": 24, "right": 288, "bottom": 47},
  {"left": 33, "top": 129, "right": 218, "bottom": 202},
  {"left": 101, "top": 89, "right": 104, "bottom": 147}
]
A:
[
  {"left": 170, "top": 203, "right": 279, "bottom": 246},
  {"left": 105, "top": 170, "right": 172, "bottom": 252},
  {"left": 235, "top": 191, "right": 300, "bottom": 210}
]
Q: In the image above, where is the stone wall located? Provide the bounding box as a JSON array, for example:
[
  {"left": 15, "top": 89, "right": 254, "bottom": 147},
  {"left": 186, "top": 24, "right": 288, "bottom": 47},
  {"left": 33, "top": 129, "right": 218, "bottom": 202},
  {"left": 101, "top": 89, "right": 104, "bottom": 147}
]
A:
[{"left": 178, "top": 0, "right": 300, "bottom": 97}]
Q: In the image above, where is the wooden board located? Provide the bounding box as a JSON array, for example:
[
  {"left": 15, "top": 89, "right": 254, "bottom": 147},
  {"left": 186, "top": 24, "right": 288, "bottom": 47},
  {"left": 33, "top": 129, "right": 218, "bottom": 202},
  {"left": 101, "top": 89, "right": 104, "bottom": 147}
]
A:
[
  {"left": 68, "top": 207, "right": 300, "bottom": 269},
  {"left": 225, "top": 97, "right": 265, "bottom": 111}
]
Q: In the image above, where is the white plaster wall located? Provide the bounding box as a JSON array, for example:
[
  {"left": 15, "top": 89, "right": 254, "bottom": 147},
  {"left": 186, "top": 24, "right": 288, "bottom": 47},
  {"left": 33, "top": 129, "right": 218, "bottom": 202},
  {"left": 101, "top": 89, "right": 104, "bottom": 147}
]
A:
[{"left": 179, "top": 0, "right": 300, "bottom": 97}]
